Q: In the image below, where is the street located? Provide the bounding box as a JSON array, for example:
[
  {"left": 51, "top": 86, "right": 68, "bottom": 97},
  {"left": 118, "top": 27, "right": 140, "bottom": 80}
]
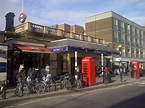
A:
[{"left": 4, "top": 81, "right": 145, "bottom": 108}]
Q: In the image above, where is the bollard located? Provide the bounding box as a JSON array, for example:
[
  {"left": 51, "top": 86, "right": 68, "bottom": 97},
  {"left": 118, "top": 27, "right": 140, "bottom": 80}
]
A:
[
  {"left": 104, "top": 73, "right": 108, "bottom": 84},
  {"left": 1, "top": 83, "right": 6, "bottom": 99}
]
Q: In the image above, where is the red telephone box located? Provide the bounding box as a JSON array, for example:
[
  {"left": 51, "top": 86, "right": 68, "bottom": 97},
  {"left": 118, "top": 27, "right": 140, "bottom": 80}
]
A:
[
  {"left": 82, "top": 57, "right": 96, "bottom": 86},
  {"left": 131, "top": 60, "right": 140, "bottom": 78}
]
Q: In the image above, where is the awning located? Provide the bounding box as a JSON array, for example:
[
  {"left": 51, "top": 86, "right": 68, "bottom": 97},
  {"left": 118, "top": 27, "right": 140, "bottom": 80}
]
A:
[
  {"left": 15, "top": 45, "right": 52, "bottom": 53},
  {"left": 47, "top": 39, "right": 119, "bottom": 55}
]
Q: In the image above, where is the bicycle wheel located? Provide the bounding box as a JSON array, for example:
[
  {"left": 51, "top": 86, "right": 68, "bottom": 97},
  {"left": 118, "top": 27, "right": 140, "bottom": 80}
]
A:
[
  {"left": 14, "top": 87, "right": 23, "bottom": 97},
  {"left": 35, "top": 82, "right": 45, "bottom": 94},
  {"left": 14, "top": 87, "right": 19, "bottom": 96},
  {"left": 45, "top": 82, "right": 56, "bottom": 92},
  {"left": 58, "top": 81, "right": 64, "bottom": 89},
  {"left": 55, "top": 80, "right": 63, "bottom": 90},
  {"left": 23, "top": 84, "right": 29, "bottom": 96},
  {"left": 75, "top": 80, "right": 82, "bottom": 89},
  {"left": 64, "top": 80, "right": 71, "bottom": 90}
]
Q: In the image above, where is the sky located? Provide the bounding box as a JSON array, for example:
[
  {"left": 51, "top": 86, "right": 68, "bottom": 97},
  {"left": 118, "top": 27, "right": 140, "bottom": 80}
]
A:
[{"left": 0, "top": 0, "right": 145, "bottom": 31}]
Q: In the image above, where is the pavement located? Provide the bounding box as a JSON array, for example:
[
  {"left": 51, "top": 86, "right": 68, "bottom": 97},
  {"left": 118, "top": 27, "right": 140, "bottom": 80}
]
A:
[{"left": 0, "top": 75, "right": 145, "bottom": 107}]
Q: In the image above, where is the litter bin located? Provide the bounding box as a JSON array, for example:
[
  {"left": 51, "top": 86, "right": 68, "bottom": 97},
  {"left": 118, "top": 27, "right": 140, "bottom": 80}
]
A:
[
  {"left": 104, "top": 72, "right": 112, "bottom": 84},
  {"left": 104, "top": 66, "right": 112, "bottom": 84}
]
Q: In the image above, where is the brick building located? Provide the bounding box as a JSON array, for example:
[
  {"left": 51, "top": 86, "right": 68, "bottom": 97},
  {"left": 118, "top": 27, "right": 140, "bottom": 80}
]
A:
[{"left": 85, "top": 11, "right": 145, "bottom": 62}]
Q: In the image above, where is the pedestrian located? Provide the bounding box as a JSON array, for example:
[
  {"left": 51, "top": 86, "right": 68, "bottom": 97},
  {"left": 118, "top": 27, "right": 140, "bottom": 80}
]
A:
[
  {"left": 74, "top": 66, "right": 82, "bottom": 81},
  {"left": 45, "top": 64, "right": 52, "bottom": 83},
  {"left": 104, "top": 66, "right": 110, "bottom": 73},
  {"left": 27, "top": 67, "right": 35, "bottom": 79},
  {"left": 16, "top": 64, "right": 26, "bottom": 80},
  {"left": 45, "top": 64, "right": 50, "bottom": 74}
]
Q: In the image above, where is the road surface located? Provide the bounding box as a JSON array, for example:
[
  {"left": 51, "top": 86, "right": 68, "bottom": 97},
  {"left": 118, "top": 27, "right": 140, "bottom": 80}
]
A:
[{"left": 4, "top": 81, "right": 145, "bottom": 108}]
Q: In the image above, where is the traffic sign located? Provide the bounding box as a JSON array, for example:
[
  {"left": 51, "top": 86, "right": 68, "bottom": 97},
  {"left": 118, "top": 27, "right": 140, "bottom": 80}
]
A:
[{"left": 18, "top": 13, "right": 27, "bottom": 23}]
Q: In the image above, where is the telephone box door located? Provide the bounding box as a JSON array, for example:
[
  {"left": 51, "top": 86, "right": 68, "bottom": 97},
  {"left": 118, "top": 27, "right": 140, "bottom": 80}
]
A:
[
  {"left": 131, "top": 60, "right": 140, "bottom": 78},
  {"left": 82, "top": 57, "right": 96, "bottom": 86}
]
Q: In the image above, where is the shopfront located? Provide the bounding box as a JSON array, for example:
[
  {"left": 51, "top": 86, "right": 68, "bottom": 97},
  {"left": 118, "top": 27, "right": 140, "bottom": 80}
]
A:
[{"left": 6, "top": 39, "right": 52, "bottom": 85}]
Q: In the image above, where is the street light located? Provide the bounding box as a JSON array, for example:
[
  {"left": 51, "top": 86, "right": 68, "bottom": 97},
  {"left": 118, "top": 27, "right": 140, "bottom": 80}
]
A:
[{"left": 118, "top": 44, "right": 123, "bottom": 82}]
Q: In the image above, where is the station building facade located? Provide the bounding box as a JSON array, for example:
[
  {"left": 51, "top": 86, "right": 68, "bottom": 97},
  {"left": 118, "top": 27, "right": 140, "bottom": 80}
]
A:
[{"left": 1, "top": 12, "right": 120, "bottom": 85}]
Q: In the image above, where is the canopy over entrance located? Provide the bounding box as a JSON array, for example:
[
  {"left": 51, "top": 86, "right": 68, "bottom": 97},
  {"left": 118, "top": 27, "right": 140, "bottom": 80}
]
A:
[
  {"left": 15, "top": 44, "right": 52, "bottom": 53},
  {"left": 47, "top": 39, "right": 119, "bottom": 55}
]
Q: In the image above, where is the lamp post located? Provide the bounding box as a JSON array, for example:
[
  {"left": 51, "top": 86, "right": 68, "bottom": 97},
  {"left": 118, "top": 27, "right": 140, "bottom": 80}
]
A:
[{"left": 118, "top": 44, "right": 123, "bottom": 82}]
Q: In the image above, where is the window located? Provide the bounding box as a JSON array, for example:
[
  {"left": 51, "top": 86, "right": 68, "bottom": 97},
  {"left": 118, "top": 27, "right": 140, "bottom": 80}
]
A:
[
  {"left": 132, "top": 48, "right": 136, "bottom": 58},
  {"left": 136, "top": 29, "right": 139, "bottom": 37},
  {"left": 127, "top": 47, "right": 131, "bottom": 57},
  {"left": 113, "top": 18, "right": 118, "bottom": 30},
  {"left": 113, "top": 31, "right": 118, "bottom": 43},
  {"left": 127, "top": 24, "right": 130, "bottom": 34},
  {"left": 137, "top": 49, "right": 140, "bottom": 58},
  {"left": 141, "top": 31, "right": 143, "bottom": 39},
  {"left": 120, "top": 34, "right": 125, "bottom": 44},
  {"left": 126, "top": 35, "right": 130, "bottom": 45},
  {"left": 132, "top": 37, "right": 135, "bottom": 46},
  {"left": 137, "top": 39, "right": 140, "bottom": 47},
  {"left": 141, "top": 40, "right": 144, "bottom": 48},
  {"left": 121, "top": 46, "right": 125, "bottom": 57},
  {"left": 120, "top": 21, "right": 124, "bottom": 32},
  {"left": 132, "top": 26, "right": 135, "bottom": 36},
  {"left": 143, "top": 49, "right": 145, "bottom": 58}
]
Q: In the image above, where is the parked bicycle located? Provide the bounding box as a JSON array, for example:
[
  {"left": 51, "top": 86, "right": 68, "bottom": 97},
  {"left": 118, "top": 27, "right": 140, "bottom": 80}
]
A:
[
  {"left": 55, "top": 73, "right": 70, "bottom": 90},
  {"left": 40, "top": 74, "right": 56, "bottom": 93},
  {"left": 14, "top": 77, "right": 45, "bottom": 97},
  {"left": 14, "top": 78, "right": 28, "bottom": 97},
  {"left": 26, "top": 76, "right": 45, "bottom": 94},
  {"left": 64, "top": 74, "right": 83, "bottom": 90}
]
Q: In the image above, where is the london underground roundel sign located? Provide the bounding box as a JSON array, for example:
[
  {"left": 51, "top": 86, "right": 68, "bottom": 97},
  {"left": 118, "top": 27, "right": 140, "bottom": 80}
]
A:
[{"left": 18, "top": 13, "right": 27, "bottom": 23}]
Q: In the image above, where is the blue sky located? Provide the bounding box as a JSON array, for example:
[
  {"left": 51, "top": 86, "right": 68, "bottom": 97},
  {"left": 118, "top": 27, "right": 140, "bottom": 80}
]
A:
[{"left": 0, "top": 0, "right": 145, "bottom": 31}]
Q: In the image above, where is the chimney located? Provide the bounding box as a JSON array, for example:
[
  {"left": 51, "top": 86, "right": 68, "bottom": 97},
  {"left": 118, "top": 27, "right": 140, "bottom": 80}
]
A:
[{"left": 5, "top": 12, "right": 15, "bottom": 31}]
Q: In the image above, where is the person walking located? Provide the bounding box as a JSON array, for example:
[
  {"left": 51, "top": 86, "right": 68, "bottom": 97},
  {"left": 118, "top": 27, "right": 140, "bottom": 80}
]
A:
[
  {"left": 45, "top": 64, "right": 50, "bottom": 74},
  {"left": 16, "top": 65, "right": 26, "bottom": 80},
  {"left": 45, "top": 64, "right": 52, "bottom": 83},
  {"left": 104, "top": 66, "right": 111, "bottom": 84},
  {"left": 74, "top": 66, "right": 82, "bottom": 81},
  {"left": 104, "top": 66, "right": 110, "bottom": 73}
]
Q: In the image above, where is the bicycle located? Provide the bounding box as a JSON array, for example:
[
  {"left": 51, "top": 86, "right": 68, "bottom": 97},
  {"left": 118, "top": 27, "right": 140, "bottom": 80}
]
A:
[
  {"left": 40, "top": 75, "right": 56, "bottom": 93},
  {"left": 14, "top": 78, "right": 29, "bottom": 97},
  {"left": 65, "top": 75, "right": 83, "bottom": 90},
  {"left": 26, "top": 76, "right": 46, "bottom": 94},
  {"left": 55, "top": 73, "right": 70, "bottom": 90}
]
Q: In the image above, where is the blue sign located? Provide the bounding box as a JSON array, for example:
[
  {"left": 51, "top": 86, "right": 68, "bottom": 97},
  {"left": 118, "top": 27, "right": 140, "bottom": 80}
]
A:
[
  {"left": 0, "top": 62, "right": 7, "bottom": 72},
  {"left": 50, "top": 47, "right": 68, "bottom": 52}
]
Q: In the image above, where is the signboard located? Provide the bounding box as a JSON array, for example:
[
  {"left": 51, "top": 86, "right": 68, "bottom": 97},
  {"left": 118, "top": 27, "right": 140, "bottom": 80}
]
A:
[
  {"left": 0, "top": 44, "right": 7, "bottom": 81},
  {"left": 18, "top": 13, "right": 27, "bottom": 23}
]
